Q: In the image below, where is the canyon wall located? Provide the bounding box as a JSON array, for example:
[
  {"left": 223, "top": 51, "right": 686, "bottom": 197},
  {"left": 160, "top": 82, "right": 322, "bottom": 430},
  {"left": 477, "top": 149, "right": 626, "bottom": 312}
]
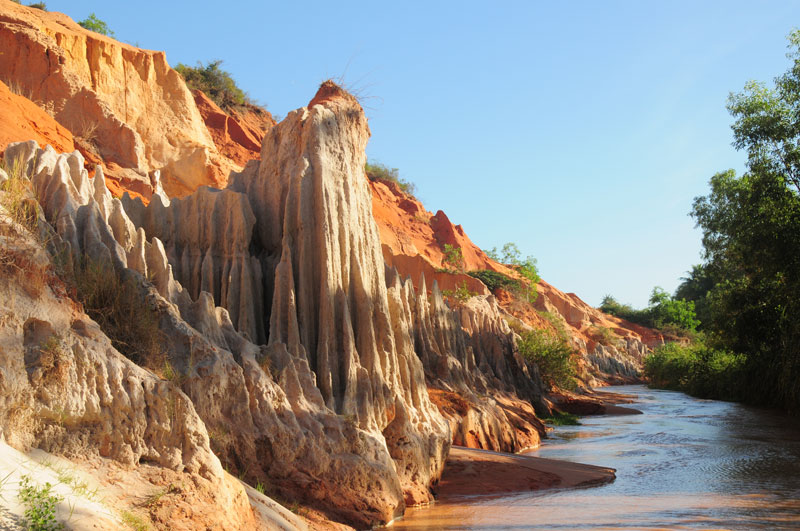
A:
[{"left": 0, "top": 0, "right": 235, "bottom": 196}]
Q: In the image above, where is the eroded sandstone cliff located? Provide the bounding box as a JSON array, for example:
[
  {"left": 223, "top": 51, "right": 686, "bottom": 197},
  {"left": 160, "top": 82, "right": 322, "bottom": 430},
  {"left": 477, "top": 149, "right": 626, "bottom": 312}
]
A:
[
  {"left": 0, "top": 0, "right": 236, "bottom": 197},
  {"left": 0, "top": 145, "right": 291, "bottom": 529},
  {"left": 369, "top": 176, "right": 659, "bottom": 386}
]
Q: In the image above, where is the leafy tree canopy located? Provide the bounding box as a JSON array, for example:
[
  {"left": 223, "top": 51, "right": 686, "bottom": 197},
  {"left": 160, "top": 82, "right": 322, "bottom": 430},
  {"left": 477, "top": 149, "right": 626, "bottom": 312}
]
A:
[{"left": 78, "top": 13, "right": 114, "bottom": 36}]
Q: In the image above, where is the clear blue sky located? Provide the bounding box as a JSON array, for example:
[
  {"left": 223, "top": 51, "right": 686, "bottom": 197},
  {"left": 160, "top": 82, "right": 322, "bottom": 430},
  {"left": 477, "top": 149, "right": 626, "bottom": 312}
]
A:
[{"left": 46, "top": 0, "right": 800, "bottom": 308}]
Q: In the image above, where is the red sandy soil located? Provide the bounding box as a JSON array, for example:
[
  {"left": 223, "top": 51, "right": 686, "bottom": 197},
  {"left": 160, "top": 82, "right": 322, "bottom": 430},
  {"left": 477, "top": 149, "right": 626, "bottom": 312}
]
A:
[
  {"left": 0, "top": 80, "right": 74, "bottom": 156},
  {"left": 435, "top": 446, "right": 616, "bottom": 499}
]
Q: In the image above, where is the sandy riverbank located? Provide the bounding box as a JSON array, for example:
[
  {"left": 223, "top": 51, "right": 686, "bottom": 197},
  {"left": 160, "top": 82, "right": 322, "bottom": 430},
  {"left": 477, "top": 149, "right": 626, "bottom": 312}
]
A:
[{"left": 433, "top": 446, "right": 616, "bottom": 500}]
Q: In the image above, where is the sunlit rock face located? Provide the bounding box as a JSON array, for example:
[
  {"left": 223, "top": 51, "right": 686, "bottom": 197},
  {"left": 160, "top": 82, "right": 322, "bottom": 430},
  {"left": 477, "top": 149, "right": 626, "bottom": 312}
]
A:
[
  {"left": 119, "top": 82, "right": 451, "bottom": 524},
  {"left": 0, "top": 1, "right": 236, "bottom": 196}
]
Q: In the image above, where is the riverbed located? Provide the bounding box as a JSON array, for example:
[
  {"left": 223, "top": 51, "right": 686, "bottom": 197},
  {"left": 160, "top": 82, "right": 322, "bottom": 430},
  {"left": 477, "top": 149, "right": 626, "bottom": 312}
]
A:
[{"left": 393, "top": 385, "right": 800, "bottom": 530}]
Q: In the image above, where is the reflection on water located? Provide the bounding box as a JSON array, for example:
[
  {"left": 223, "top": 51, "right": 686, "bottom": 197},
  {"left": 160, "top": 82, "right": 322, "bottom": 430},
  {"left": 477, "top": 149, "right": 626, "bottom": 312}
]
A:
[{"left": 393, "top": 386, "right": 800, "bottom": 530}]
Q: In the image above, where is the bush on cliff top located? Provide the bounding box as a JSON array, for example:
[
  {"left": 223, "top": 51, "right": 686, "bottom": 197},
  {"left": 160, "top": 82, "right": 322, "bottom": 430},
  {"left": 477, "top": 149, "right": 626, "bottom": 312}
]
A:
[
  {"left": 175, "top": 60, "right": 251, "bottom": 111},
  {"left": 365, "top": 161, "right": 417, "bottom": 197},
  {"left": 78, "top": 13, "right": 114, "bottom": 37}
]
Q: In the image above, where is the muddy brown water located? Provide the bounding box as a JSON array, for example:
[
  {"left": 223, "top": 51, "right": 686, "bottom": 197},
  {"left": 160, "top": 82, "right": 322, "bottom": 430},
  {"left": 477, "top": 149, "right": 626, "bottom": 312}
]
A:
[{"left": 393, "top": 385, "right": 800, "bottom": 530}]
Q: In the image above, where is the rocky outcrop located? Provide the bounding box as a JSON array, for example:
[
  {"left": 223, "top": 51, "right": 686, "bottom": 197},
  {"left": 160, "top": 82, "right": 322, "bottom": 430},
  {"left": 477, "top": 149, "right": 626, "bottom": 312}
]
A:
[
  {"left": 192, "top": 89, "right": 275, "bottom": 168},
  {"left": 0, "top": 146, "right": 263, "bottom": 529},
  {"left": 3, "top": 82, "right": 458, "bottom": 527},
  {"left": 0, "top": 0, "right": 236, "bottom": 197}
]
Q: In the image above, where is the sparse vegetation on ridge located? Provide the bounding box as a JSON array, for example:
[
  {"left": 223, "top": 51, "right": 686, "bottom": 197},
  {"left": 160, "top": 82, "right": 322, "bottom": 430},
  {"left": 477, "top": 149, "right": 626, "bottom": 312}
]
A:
[
  {"left": 467, "top": 269, "right": 519, "bottom": 292},
  {"left": 174, "top": 60, "right": 253, "bottom": 112},
  {"left": 440, "top": 243, "right": 464, "bottom": 273},
  {"left": 484, "top": 242, "right": 540, "bottom": 302},
  {"left": 365, "top": 161, "right": 417, "bottom": 197},
  {"left": 442, "top": 281, "right": 477, "bottom": 306}
]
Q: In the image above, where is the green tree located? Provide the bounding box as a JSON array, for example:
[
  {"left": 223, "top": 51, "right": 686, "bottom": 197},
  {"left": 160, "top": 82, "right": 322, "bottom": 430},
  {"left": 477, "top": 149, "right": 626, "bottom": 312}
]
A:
[
  {"left": 674, "top": 264, "right": 714, "bottom": 327},
  {"left": 689, "top": 30, "right": 800, "bottom": 410},
  {"left": 648, "top": 287, "right": 700, "bottom": 332},
  {"left": 518, "top": 324, "right": 577, "bottom": 391},
  {"left": 78, "top": 13, "right": 114, "bottom": 37}
]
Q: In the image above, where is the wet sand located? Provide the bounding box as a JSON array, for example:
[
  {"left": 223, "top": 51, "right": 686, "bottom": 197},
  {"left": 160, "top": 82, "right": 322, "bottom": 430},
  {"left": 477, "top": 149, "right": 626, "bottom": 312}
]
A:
[{"left": 434, "top": 446, "right": 616, "bottom": 499}]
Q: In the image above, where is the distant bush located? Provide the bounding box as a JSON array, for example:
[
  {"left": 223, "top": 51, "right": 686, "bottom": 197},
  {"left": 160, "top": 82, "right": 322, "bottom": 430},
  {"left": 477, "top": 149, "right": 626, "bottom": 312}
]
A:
[
  {"left": 78, "top": 13, "right": 114, "bottom": 37},
  {"left": 518, "top": 325, "right": 577, "bottom": 391},
  {"left": 365, "top": 161, "right": 417, "bottom": 197},
  {"left": 645, "top": 342, "right": 745, "bottom": 401},
  {"left": 588, "top": 324, "right": 617, "bottom": 347},
  {"left": 467, "top": 269, "right": 519, "bottom": 292},
  {"left": 600, "top": 288, "right": 700, "bottom": 334},
  {"left": 28, "top": 2, "right": 47, "bottom": 10},
  {"left": 175, "top": 60, "right": 250, "bottom": 111}
]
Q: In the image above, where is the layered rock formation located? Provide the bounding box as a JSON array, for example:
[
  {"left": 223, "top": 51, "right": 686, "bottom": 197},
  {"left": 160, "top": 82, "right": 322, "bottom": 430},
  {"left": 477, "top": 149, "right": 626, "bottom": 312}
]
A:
[
  {"left": 0, "top": 145, "right": 273, "bottom": 529},
  {"left": 369, "top": 176, "right": 657, "bottom": 385},
  {"left": 192, "top": 89, "right": 275, "bottom": 168},
  {"left": 0, "top": 0, "right": 236, "bottom": 196}
]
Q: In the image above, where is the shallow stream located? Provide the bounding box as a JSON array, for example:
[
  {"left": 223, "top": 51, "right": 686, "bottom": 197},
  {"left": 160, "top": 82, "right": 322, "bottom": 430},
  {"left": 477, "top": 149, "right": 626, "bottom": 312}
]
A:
[{"left": 393, "top": 385, "right": 800, "bottom": 530}]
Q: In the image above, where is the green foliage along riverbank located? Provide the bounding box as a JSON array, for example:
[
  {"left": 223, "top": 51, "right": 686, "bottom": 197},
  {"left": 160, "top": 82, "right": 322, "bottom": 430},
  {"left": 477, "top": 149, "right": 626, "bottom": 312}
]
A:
[
  {"left": 644, "top": 343, "right": 745, "bottom": 402},
  {"left": 643, "top": 31, "right": 800, "bottom": 413}
]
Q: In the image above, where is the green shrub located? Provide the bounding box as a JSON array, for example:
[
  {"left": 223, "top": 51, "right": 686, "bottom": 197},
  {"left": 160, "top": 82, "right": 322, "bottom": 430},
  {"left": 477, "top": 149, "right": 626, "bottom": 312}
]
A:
[
  {"left": 1, "top": 157, "right": 39, "bottom": 234},
  {"left": 174, "top": 60, "right": 250, "bottom": 111},
  {"left": 78, "top": 13, "right": 114, "bottom": 37},
  {"left": 588, "top": 325, "right": 617, "bottom": 347},
  {"left": 467, "top": 269, "right": 519, "bottom": 292},
  {"left": 441, "top": 244, "right": 464, "bottom": 272},
  {"left": 442, "top": 281, "right": 477, "bottom": 305},
  {"left": 28, "top": 2, "right": 47, "bottom": 10},
  {"left": 18, "top": 475, "right": 64, "bottom": 530},
  {"left": 486, "top": 242, "right": 539, "bottom": 302},
  {"left": 365, "top": 161, "right": 417, "bottom": 197},
  {"left": 644, "top": 342, "right": 745, "bottom": 401},
  {"left": 518, "top": 327, "right": 577, "bottom": 391}
]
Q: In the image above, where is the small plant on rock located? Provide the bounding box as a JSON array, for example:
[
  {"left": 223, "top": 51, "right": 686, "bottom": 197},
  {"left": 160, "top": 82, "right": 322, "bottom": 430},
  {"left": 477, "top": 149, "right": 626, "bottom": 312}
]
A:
[
  {"left": 440, "top": 244, "right": 464, "bottom": 273},
  {"left": 442, "top": 281, "right": 477, "bottom": 306},
  {"left": 18, "top": 475, "right": 64, "bottom": 531}
]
